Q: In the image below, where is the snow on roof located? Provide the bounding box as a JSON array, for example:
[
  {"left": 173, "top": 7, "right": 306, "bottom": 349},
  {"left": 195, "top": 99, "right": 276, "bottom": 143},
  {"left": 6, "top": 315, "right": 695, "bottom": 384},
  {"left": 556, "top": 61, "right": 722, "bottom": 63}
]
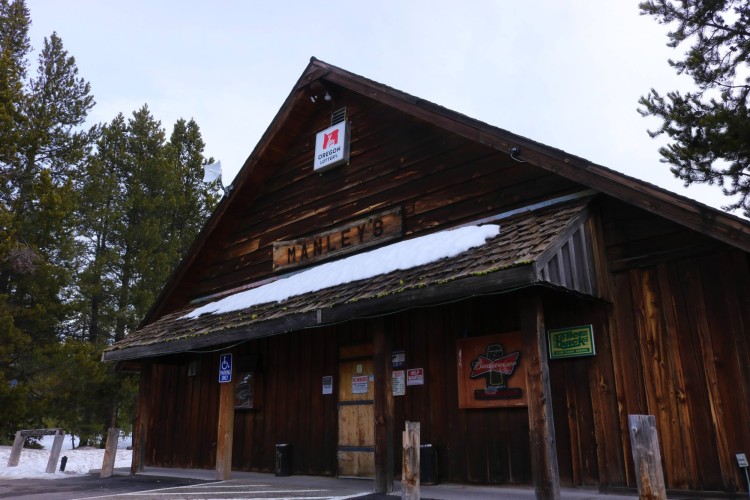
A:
[{"left": 185, "top": 224, "right": 500, "bottom": 319}]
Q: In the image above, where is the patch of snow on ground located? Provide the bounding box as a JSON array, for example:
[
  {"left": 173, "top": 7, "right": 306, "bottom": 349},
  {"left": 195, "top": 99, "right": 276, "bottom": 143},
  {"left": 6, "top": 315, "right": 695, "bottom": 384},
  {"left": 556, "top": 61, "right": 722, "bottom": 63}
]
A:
[
  {"left": 0, "top": 435, "right": 133, "bottom": 480},
  {"left": 186, "top": 224, "right": 500, "bottom": 318}
]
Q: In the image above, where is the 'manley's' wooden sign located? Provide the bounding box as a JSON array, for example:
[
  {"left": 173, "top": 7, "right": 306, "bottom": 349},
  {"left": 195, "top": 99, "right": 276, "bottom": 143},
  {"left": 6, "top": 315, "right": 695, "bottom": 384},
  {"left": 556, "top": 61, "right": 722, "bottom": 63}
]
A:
[{"left": 272, "top": 208, "right": 403, "bottom": 272}]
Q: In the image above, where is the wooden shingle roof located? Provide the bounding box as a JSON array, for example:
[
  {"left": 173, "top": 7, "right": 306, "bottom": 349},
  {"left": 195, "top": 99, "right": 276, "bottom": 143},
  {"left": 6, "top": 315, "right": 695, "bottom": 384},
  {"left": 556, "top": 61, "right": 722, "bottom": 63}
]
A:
[{"left": 103, "top": 196, "right": 598, "bottom": 361}]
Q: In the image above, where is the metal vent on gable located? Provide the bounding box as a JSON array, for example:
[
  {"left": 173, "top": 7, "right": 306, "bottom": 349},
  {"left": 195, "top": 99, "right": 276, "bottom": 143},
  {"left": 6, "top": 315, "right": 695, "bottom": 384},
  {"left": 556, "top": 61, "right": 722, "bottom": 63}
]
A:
[{"left": 331, "top": 107, "right": 346, "bottom": 126}]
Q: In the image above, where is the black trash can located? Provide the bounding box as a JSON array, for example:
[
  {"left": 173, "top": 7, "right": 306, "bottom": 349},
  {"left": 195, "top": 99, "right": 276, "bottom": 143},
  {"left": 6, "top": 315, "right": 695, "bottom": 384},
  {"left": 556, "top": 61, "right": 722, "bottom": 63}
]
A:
[
  {"left": 420, "top": 444, "right": 438, "bottom": 485},
  {"left": 275, "top": 443, "right": 291, "bottom": 476}
]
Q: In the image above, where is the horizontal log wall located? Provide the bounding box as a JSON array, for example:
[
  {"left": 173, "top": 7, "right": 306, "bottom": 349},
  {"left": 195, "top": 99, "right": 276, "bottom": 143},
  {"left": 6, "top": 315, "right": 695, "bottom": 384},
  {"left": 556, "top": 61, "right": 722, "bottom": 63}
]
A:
[{"left": 162, "top": 87, "right": 580, "bottom": 313}]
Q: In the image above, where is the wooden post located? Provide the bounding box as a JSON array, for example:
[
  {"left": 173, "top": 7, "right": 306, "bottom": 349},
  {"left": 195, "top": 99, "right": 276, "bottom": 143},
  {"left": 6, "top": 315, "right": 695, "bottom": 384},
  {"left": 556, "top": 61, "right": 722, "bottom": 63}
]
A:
[
  {"left": 45, "top": 429, "right": 64, "bottom": 473},
  {"left": 7, "top": 431, "right": 23, "bottom": 467},
  {"left": 100, "top": 427, "right": 120, "bottom": 478},
  {"left": 402, "top": 421, "right": 420, "bottom": 500},
  {"left": 628, "top": 415, "right": 667, "bottom": 500},
  {"left": 373, "top": 318, "right": 394, "bottom": 493},
  {"left": 521, "top": 291, "right": 561, "bottom": 500},
  {"left": 131, "top": 363, "right": 151, "bottom": 475},
  {"left": 215, "top": 359, "right": 235, "bottom": 480}
]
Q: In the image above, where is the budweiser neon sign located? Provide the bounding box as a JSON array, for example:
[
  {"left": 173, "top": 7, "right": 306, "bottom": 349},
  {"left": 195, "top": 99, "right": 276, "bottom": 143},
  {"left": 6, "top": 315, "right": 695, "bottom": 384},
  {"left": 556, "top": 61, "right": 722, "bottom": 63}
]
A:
[
  {"left": 469, "top": 343, "right": 522, "bottom": 400},
  {"left": 470, "top": 354, "right": 519, "bottom": 377}
]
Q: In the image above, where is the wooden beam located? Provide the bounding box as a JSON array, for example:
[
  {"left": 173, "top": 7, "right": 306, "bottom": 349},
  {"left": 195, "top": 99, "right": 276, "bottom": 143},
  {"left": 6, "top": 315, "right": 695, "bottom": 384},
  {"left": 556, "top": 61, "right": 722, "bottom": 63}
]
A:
[
  {"left": 131, "top": 363, "right": 151, "bottom": 475},
  {"left": 45, "top": 429, "right": 64, "bottom": 474},
  {"left": 628, "top": 415, "right": 667, "bottom": 500},
  {"left": 402, "top": 421, "right": 421, "bottom": 500},
  {"left": 521, "top": 290, "right": 561, "bottom": 500},
  {"left": 373, "top": 318, "right": 394, "bottom": 493},
  {"left": 7, "top": 431, "right": 23, "bottom": 467},
  {"left": 215, "top": 359, "right": 236, "bottom": 480},
  {"left": 100, "top": 428, "right": 120, "bottom": 478}
]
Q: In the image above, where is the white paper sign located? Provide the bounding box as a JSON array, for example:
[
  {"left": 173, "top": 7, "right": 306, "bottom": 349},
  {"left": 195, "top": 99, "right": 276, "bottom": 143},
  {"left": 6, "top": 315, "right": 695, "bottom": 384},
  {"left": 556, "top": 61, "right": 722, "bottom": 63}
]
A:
[
  {"left": 352, "top": 375, "right": 369, "bottom": 394},
  {"left": 322, "top": 375, "right": 333, "bottom": 395},
  {"left": 392, "top": 370, "right": 406, "bottom": 396}
]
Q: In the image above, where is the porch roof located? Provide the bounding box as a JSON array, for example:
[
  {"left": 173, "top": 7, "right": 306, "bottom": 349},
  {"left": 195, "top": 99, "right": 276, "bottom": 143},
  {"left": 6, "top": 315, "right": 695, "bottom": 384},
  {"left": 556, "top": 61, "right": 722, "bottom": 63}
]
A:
[{"left": 103, "top": 196, "right": 597, "bottom": 362}]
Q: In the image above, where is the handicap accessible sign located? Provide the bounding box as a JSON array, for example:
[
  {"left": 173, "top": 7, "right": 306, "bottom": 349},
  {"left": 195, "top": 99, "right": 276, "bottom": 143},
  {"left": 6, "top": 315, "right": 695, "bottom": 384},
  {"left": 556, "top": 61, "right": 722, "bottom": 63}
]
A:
[{"left": 219, "top": 353, "right": 232, "bottom": 383}]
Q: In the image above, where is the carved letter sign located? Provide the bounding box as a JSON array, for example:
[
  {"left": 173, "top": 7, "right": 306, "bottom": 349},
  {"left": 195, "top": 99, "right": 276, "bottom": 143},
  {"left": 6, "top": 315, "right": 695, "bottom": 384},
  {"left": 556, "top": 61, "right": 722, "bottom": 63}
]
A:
[{"left": 272, "top": 208, "right": 403, "bottom": 272}]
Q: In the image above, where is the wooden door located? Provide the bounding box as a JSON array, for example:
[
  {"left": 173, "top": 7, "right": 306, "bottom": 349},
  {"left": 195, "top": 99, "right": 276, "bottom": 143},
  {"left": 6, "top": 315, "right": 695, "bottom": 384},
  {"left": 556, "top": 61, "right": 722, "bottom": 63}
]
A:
[{"left": 337, "top": 356, "right": 375, "bottom": 477}]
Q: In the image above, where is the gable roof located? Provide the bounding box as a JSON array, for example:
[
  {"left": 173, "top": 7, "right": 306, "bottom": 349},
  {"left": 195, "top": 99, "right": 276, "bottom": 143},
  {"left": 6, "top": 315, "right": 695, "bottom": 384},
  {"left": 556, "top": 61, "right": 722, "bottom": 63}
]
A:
[
  {"left": 135, "top": 58, "right": 750, "bottom": 340},
  {"left": 104, "top": 195, "right": 599, "bottom": 361},
  {"left": 142, "top": 57, "right": 750, "bottom": 328}
]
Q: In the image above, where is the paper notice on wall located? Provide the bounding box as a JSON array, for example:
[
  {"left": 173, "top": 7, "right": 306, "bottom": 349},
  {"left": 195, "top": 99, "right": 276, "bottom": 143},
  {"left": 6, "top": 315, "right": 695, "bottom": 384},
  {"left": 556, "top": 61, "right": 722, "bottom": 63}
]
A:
[
  {"left": 392, "top": 370, "right": 406, "bottom": 396},
  {"left": 407, "top": 368, "right": 424, "bottom": 386},
  {"left": 322, "top": 375, "right": 333, "bottom": 395},
  {"left": 352, "top": 375, "right": 369, "bottom": 394}
]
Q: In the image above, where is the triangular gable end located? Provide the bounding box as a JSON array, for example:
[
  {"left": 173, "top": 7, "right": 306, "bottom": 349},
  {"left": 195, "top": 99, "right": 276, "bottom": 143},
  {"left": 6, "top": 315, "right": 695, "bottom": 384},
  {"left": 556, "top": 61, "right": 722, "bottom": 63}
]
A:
[{"left": 143, "top": 57, "right": 750, "bottom": 327}]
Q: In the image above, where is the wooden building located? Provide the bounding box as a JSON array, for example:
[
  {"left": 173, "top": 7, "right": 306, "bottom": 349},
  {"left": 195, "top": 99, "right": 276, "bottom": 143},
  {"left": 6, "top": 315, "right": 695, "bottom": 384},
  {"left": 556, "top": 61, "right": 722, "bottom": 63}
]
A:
[{"left": 104, "top": 58, "right": 750, "bottom": 497}]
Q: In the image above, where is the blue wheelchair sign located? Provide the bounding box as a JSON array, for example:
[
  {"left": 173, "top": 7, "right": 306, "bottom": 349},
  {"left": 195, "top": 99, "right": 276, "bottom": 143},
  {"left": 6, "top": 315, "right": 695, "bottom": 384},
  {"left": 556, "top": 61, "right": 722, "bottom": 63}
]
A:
[{"left": 219, "top": 353, "right": 232, "bottom": 383}]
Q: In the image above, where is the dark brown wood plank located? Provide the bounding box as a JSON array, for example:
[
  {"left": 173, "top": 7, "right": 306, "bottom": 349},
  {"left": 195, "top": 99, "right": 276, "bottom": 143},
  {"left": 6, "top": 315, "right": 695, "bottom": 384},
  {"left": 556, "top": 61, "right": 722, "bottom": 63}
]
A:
[
  {"left": 373, "top": 318, "right": 394, "bottom": 493},
  {"left": 131, "top": 363, "right": 152, "bottom": 474},
  {"left": 587, "top": 304, "right": 624, "bottom": 487},
  {"left": 215, "top": 361, "right": 235, "bottom": 480},
  {"left": 521, "top": 291, "right": 561, "bottom": 499}
]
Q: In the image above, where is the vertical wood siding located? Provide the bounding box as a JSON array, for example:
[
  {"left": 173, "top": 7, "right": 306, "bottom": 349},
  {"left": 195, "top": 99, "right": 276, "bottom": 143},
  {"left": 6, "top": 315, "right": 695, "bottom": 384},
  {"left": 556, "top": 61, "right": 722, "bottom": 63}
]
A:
[
  {"left": 143, "top": 295, "right": 575, "bottom": 484},
  {"left": 138, "top": 185, "right": 750, "bottom": 495},
  {"left": 608, "top": 250, "right": 750, "bottom": 492}
]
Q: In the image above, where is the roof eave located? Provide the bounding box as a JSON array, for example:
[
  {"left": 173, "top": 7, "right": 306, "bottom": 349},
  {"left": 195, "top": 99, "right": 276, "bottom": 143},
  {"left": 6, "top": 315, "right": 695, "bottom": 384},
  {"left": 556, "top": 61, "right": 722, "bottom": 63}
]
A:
[
  {"left": 309, "top": 59, "right": 750, "bottom": 253},
  {"left": 103, "top": 263, "right": 539, "bottom": 362}
]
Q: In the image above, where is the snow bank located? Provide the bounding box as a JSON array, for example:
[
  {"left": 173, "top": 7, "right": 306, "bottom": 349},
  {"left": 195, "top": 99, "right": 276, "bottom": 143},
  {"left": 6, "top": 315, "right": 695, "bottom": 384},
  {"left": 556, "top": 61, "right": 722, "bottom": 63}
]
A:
[{"left": 0, "top": 435, "right": 133, "bottom": 479}]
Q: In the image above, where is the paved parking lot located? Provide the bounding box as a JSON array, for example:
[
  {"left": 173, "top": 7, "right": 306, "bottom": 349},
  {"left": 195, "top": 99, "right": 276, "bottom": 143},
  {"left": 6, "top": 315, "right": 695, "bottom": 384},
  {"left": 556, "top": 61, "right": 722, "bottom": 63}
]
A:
[
  {"left": 0, "top": 469, "right": 648, "bottom": 500},
  {"left": 0, "top": 473, "right": 382, "bottom": 500}
]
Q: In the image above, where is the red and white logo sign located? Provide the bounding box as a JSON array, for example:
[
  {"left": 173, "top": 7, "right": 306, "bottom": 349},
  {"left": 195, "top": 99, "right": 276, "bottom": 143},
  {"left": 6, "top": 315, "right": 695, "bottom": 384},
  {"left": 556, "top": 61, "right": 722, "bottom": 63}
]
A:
[
  {"left": 322, "top": 129, "right": 338, "bottom": 149},
  {"left": 314, "top": 121, "right": 349, "bottom": 171}
]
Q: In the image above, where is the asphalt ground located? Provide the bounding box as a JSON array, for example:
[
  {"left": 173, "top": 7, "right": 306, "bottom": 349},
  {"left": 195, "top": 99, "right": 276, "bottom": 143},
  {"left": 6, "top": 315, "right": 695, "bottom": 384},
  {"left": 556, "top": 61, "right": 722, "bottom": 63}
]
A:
[
  {"left": 0, "top": 469, "right": 661, "bottom": 500},
  {"left": 0, "top": 473, "right": 400, "bottom": 500}
]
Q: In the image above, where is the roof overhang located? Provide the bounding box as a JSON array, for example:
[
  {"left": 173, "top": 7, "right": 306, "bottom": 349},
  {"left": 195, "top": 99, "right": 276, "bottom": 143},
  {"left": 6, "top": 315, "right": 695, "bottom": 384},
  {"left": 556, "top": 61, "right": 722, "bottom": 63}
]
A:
[
  {"left": 103, "top": 195, "right": 604, "bottom": 362},
  {"left": 103, "top": 265, "right": 540, "bottom": 362}
]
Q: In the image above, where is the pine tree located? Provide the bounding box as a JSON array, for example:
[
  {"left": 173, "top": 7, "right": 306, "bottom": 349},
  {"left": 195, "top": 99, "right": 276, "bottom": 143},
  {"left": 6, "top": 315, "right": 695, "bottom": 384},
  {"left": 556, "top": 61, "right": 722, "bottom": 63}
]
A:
[
  {"left": 164, "top": 118, "right": 221, "bottom": 263},
  {"left": 74, "top": 115, "right": 127, "bottom": 343},
  {"left": 639, "top": 0, "right": 750, "bottom": 215},
  {"left": 0, "top": 0, "right": 95, "bottom": 438},
  {"left": 76, "top": 109, "right": 221, "bottom": 344},
  {"left": 0, "top": 0, "right": 220, "bottom": 444}
]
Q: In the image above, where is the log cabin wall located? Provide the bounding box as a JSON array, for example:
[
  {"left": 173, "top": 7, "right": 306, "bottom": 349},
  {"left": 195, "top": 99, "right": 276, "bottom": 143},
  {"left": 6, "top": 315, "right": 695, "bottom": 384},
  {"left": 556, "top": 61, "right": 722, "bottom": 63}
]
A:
[
  {"left": 137, "top": 196, "right": 750, "bottom": 494},
  {"left": 224, "top": 297, "right": 534, "bottom": 483},
  {"left": 140, "top": 354, "right": 221, "bottom": 469},
  {"left": 161, "top": 85, "right": 582, "bottom": 313},
  {"left": 141, "top": 292, "right": 603, "bottom": 484},
  {"left": 134, "top": 83, "right": 750, "bottom": 494},
  {"left": 600, "top": 198, "right": 750, "bottom": 493}
]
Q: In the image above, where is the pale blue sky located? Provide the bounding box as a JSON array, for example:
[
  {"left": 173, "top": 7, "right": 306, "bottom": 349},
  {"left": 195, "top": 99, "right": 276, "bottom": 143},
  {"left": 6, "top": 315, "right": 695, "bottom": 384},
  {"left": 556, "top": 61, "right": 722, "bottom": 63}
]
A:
[{"left": 25, "top": 0, "right": 737, "bottom": 214}]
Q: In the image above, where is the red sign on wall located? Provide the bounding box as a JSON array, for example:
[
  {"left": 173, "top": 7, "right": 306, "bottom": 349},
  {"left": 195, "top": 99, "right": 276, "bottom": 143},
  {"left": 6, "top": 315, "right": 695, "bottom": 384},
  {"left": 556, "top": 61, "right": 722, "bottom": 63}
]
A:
[
  {"left": 406, "top": 368, "right": 424, "bottom": 386},
  {"left": 456, "top": 332, "right": 528, "bottom": 408}
]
